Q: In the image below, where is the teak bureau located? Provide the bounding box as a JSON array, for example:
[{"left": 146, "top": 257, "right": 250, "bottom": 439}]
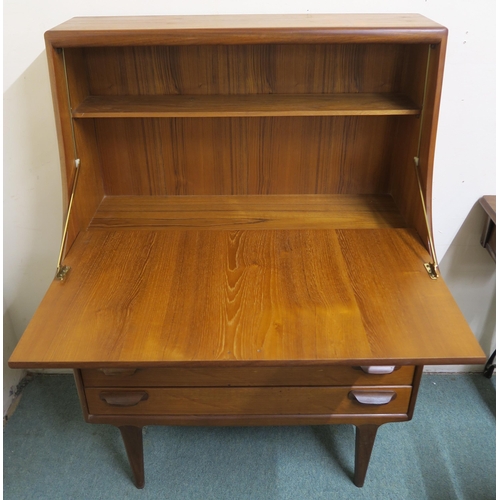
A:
[{"left": 9, "top": 14, "right": 485, "bottom": 488}]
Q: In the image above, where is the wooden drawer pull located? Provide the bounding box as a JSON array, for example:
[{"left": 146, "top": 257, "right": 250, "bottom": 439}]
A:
[
  {"left": 98, "top": 368, "right": 138, "bottom": 377},
  {"left": 99, "top": 391, "right": 149, "bottom": 407},
  {"left": 359, "top": 365, "right": 396, "bottom": 375},
  {"left": 348, "top": 391, "right": 396, "bottom": 405}
]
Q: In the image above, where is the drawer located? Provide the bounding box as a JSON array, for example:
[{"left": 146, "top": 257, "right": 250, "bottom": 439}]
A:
[
  {"left": 81, "top": 366, "right": 415, "bottom": 388},
  {"left": 85, "top": 386, "right": 412, "bottom": 416}
]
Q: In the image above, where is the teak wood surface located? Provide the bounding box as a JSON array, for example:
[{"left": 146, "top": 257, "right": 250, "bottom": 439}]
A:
[
  {"left": 79, "top": 44, "right": 413, "bottom": 97},
  {"left": 9, "top": 228, "right": 485, "bottom": 368}
]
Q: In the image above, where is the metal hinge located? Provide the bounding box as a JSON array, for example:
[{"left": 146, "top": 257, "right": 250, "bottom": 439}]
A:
[
  {"left": 423, "top": 262, "right": 439, "bottom": 280},
  {"left": 55, "top": 158, "right": 81, "bottom": 281},
  {"left": 55, "top": 265, "right": 71, "bottom": 281}
]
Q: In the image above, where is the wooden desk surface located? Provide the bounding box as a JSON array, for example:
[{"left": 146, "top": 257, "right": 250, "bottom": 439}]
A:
[{"left": 9, "top": 228, "right": 484, "bottom": 368}]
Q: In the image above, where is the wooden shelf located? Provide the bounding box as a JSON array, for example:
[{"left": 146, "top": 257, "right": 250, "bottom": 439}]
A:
[
  {"left": 89, "top": 195, "right": 407, "bottom": 230},
  {"left": 73, "top": 93, "right": 420, "bottom": 118}
]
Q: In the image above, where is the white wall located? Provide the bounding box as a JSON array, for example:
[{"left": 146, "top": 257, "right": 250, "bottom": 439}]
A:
[
  {"left": 4, "top": 301, "right": 25, "bottom": 415},
  {"left": 4, "top": 1, "right": 496, "bottom": 401}
]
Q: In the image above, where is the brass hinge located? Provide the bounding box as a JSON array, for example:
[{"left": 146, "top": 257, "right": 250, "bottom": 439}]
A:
[
  {"left": 55, "top": 265, "right": 71, "bottom": 281},
  {"left": 423, "top": 262, "right": 439, "bottom": 280},
  {"left": 55, "top": 158, "right": 81, "bottom": 281}
]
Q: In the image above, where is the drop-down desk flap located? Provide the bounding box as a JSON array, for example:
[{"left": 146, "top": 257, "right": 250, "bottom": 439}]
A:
[{"left": 10, "top": 225, "right": 484, "bottom": 368}]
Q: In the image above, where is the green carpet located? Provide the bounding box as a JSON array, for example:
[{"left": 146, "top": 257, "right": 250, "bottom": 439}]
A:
[{"left": 3, "top": 374, "right": 496, "bottom": 500}]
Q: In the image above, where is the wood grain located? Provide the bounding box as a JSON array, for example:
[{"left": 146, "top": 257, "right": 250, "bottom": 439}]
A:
[
  {"left": 81, "top": 365, "right": 415, "bottom": 387},
  {"left": 336, "top": 229, "right": 485, "bottom": 363},
  {"left": 85, "top": 386, "right": 412, "bottom": 415},
  {"left": 89, "top": 195, "right": 407, "bottom": 230},
  {"left": 45, "top": 14, "right": 447, "bottom": 47},
  {"left": 354, "top": 424, "right": 380, "bottom": 487},
  {"left": 118, "top": 426, "right": 145, "bottom": 489},
  {"left": 82, "top": 44, "right": 406, "bottom": 96},
  {"left": 64, "top": 47, "right": 90, "bottom": 111},
  {"left": 391, "top": 43, "right": 447, "bottom": 247},
  {"left": 9, "top": 228, "right": 485, "bottom": 368},
  {"left": 49, "top": 14, "right": 446, "bottom": 32},
  {"left": 68, "top": 120, "right": 105, "bottom": 251},
  {"left": 86, "top": 412, "right": 410, "bottom": 427},
  {"left": 389, "top": 45, "right": 431, "bottom": 241},
  {"left": 73, "top": 93, "right": 420, "bottom": 118},
  {"left": 95, "top": 116, "right": 396, "bottom": 196}
]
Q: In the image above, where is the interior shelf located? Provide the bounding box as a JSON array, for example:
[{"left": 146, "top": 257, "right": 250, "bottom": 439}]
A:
[
  {"left": 73, "top": 93, "right": 420, "bottom": 118},
  {"left": 89, "top": 194, "right": 408, "bottom": 230}
]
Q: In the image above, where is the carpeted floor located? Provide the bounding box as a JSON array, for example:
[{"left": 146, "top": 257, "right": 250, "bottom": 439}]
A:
[{"left": 3, "top": 373, "right": 496, "bottom": 500}]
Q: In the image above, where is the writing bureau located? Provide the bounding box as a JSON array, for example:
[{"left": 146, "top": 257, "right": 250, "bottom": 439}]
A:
[{"left": 9, "top": 14, "right": 486, "bottom": 489}]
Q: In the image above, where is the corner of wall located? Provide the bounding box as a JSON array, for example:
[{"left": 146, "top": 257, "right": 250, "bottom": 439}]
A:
[
  {"left": 425, "top": 201, "right": 496, "bottom": 374},
  {"left": 3, "top": 308, "right": 26, "bottom": 416}
]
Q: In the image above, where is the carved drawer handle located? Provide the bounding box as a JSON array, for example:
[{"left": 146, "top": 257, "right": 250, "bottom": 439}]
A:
[
  {"left": 360, "top": 366, "right": 396, "bottom": 375},
  {"left": 348, "top": 391, "right": 397, "bottom": 405},
  {"left": 98, "top": 368, "right": 138, "bottom": 377},
  {"left": 99, "top": 391, "right": 149, "bottom": 407}
]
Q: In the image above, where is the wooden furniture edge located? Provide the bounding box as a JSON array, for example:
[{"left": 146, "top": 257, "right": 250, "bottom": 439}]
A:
[
  {"left": 44, "top": 14, "right": 448, "bottom": 47},
  {"left": 10, "top": 356, "right": 486, "bottom": 370},
  {"left": 406, "top": 365, "right": 424, "bottom": 420},
  {"left": 74, "top": 369, "right": 90, "bottom": 421},
  {"left": 85, "top": 412, "right": 410, "bottom": 426}
]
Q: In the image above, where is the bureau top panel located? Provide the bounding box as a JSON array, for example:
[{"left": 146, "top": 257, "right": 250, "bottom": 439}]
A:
[{"left": 45, "top": 14, "right": 447, "bottom": 47}]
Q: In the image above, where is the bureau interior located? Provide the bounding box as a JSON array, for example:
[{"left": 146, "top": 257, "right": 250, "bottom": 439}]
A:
[
  {"left": 61, "top": 42, "right": 437, "bottom": 249},
  {"left": 87, "top": 115, "right": 399, "bottom": 195},
  {"left": 66, "top": 44, "right": 427, "bottom": 98}
]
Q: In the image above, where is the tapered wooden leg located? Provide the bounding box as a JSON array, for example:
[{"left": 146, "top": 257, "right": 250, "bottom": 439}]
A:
[
  {"left": 119, "top": 426, "right": 145, "bottom": 489},
  {"left": 354, "top": 424, "right": 379, "bottom": 487}
]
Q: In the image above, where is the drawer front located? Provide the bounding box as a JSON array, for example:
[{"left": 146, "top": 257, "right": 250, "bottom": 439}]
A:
[
  {"left": 85, "top": 386, "right": 412, "bottom": 416},
  {"left": 82, "top": 366, "right": 415, "bottom": 388}
]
